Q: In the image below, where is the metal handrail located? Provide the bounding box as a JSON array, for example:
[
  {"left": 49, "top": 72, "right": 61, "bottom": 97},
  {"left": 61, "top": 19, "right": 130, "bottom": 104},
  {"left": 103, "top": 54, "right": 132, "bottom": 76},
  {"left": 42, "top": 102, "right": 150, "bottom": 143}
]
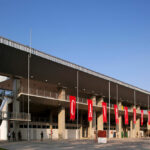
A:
[{"left": 19, "top": 86, "right": 149, "bottom": 114}]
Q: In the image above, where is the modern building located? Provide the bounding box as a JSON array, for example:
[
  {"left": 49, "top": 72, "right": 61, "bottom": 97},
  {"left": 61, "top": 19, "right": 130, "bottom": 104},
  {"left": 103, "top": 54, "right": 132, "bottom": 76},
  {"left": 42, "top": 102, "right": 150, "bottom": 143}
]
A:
[{"left": 0, "top": 36, "right": 150, "bottom": 141}]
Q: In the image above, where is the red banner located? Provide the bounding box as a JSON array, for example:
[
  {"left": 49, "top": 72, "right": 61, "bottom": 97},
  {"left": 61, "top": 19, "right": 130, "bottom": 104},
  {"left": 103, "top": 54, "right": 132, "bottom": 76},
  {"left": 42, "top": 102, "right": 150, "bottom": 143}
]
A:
[
  {"left": 69, "top": 96, "right": 76, "bottom": 120},
  {"left": 114, "top": 104, "right": 119, "bottom": 124},
  {"left": 124, "top": 106, "right": 128, "bottom": 125},
  {"left": 88, "top": 99, "right": 93, "bottom": 121},
  {"left": 148, "top": 111, "right": 150, "bottom": 125},
  {"left": 133, "top": 108, "right": 136, "bottom": 124},
  {"left": 141, "top": 110, "right": 143, "bottom": 126},
  {"left": 102, "top": 102, "right": 107, "bottom": 123}
]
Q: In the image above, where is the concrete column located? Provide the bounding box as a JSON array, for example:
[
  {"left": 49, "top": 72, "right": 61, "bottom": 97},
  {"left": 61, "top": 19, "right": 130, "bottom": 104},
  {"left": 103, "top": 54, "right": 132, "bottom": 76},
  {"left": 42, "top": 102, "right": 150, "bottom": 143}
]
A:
[
  {"left": 80, "top": 111, "right": 83, "bottom": 139},
  {"left": 130, "top": 120, "right": 136, "bottom": 138},
  {"left": 58, "top": 88, "right": 66, "bottom": 100},
  {"left": 136, "top": 106, "right": 140, "bottom": 113},
  {"left": 97, "top": 111, "right": 103, "bottom": 131},
  {"left": 91, "top": 96, "right": 96, "bottom": 106},
  {"left": 136, "top": 106, "right": 140, "bottom": 137},
  {"left": 118, "top": 101, "right": 122, "bottom": 110},
  {"left": 116, "top": 101, "right": 123, "bottom": 138},
  {"left": 88, "top": 96, "right": 96, "bottom": 139},
  {"left": 97, "top": 97, "right": 103, "bottom": 107},
  {"left": 147, "top": 107, "right": 150, "bottom": 133},
  {"left": 130, "top": 106, "right": 136, "bottom": 138},
  {"left": 50, "top": 111, "right": 53, "bottom": 128},
  {"left": 97, "top": 97, "right": 104, "bottom": 131},
  {"left": 58, "top": 88, "right": 66, "bottom": 139},
  {"left": 88, "top": 121, "right": 92, "bottom": 139},
  {"left": 136, "top": 117, "right": 140, "bottom": 137},
  {"left": 13, "top": 79, "right": 20, "bottom": 113},
  {"left": 12, "top": 79, "right": 20, "bottom": 139},
  {"left": 58, "top": 106, "right": 65, "bottom": 139},
  {"left": 116, "top": 115, "right": 122, "bottom": 138},
  {"left": 147, "top": 122, "right": 150, "bottom": 136}
]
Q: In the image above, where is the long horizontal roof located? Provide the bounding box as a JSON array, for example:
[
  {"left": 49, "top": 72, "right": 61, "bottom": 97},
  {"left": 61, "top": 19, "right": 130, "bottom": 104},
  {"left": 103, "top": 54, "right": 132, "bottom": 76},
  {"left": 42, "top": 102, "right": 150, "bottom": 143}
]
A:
[{"left": 0, "top": 36, "right": 149, "bottom": 95}]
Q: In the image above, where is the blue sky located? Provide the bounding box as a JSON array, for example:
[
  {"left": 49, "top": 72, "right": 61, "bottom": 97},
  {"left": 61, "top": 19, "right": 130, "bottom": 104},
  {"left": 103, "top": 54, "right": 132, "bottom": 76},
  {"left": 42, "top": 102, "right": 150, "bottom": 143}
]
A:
[{"left": 0, "top": 0, "right": 150, "bottom": 91}]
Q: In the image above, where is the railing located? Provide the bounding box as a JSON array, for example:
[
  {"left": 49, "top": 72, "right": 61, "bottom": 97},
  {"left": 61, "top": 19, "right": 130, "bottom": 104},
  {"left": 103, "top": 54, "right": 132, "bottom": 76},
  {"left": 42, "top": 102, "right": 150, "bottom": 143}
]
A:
[
  {"left": 19, "top": 86, "right": 149, "bottom": 114},
  {"left": 66, "top": 95, "right": 87, "bottom": 103},
  {"left": 20, "top": 86, "right": 59, "bottom": 99},
  {"left": 0, "top": 111, "right": 31, "bottom": 121},
  {"left": 78, "top": 97, "right": 87, "bottom": 104},
  {"left": 20, "top": 86, "right": 88, "bottom": 104},
  {"left": 107, "top": 103, "right": 114, "bottom": 108}
]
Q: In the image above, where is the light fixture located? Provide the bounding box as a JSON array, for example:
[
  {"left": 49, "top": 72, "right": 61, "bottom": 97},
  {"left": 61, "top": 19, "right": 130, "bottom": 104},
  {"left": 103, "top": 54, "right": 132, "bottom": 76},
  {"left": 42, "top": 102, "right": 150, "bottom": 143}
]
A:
[
  {"left": 30, "top": 75, "right": 34, "bottom": 79},
  {"left": 82, "top": 88, "right": 86, "bottom": 91}
]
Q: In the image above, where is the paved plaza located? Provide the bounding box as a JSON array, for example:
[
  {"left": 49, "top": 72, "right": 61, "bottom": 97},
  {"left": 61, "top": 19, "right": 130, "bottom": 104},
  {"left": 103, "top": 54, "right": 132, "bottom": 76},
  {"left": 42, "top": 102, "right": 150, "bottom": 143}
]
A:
[{"left": 0, "top": 138, "right": 150, "bottom": 150}]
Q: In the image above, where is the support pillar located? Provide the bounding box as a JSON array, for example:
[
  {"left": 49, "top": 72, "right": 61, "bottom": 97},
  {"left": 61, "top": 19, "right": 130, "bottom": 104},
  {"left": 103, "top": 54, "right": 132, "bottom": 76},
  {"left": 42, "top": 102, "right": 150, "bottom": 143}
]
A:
[
  {"left": 12, "top": 79, "right": 20, "bottom": 140},
  {"left": 88, "top": 96, "right": 96, "bottom": 139},
  {"left": 97, "top": 97, "right": 104, "bottom": 131},
  {"left": 147, "top": 122, "right": 150, "bottom": 137},
  {"left": 97, "top": 112, "right": 103, "bottom": 130},
  {"left": 130, "top": 119, "right": 133, "bottom": 138},
  {"left": 136, "top": 106, "right": 140, "bottom": 137},
  {"left": 80, "top": 111, "right": 83, "bottom": 139},
  {"left": 58, "top": 88, "right": 66, "bottom": 100},
  {"left": 58, "top": 88, "right": 66, "bottom": 139},
  {"left": 49, "top": 111, "right": 53, "bottom": 131},
  {"left": 130, "top": 105, "right": 136, "bottom": 138},
  {"left": 136, "top": 117, "right": 140, "bottom": 137},
  {"left": 116, "top": 101, "right": 123, "bottom": 138},
  {"left": 116, "top": 115, "right": 122, "bottom": 138},
  {"left": 58, "top": 106, "right": 65, "bottom": 139}
]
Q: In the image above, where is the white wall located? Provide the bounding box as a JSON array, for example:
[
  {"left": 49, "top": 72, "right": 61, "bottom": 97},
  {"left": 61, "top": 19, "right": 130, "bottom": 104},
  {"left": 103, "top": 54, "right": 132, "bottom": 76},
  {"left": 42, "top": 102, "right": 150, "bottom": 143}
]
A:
[
  {"left": 12, "top": 128, "right": 59, "bottom": 140},
  {"left": 10, "top": 128, "right": 82, "bottom": 140},
  {"left": 0, "top": 97, "right": 12, "bottom": 140},
  {"left": 65, "top": 129, "right": 79, "bottom": 139},
  {"left": 0, "top": 120, "right": 8, "bottom": 140}
]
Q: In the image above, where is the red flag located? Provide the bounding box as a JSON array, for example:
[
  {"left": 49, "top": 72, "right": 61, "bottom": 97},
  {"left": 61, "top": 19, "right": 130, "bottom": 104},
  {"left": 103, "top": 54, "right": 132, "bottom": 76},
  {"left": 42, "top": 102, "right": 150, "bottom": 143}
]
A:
[
  {"left": 69, "top": 96, "right": 76, "bottom": 120},
  {"left": 102, "top": 102, "right": 107, "bottom": 123},
  {"left": 133, "top": 108, "right": 136, "bottom": 124},
  {"left": 141, "top": 110, "right": 143, "bottom": 126},
  {"left": 114, "top": 104, "right": 119, "bottom": 124},
  {"left": 148, "top": 111, "right": 150, "bottom": 125},
  {"left": 88, "top": 99, "right": 93, "bottom": 121},
  {"left": 124, "top": 106, "right": 128, "bottom": 125}
]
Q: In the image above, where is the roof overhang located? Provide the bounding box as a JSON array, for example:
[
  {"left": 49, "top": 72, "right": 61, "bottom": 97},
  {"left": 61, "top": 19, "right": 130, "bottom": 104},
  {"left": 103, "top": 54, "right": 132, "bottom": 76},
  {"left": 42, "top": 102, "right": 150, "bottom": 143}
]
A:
[{"left": 0, "top": 36, "right": 149, "bottom": 107}]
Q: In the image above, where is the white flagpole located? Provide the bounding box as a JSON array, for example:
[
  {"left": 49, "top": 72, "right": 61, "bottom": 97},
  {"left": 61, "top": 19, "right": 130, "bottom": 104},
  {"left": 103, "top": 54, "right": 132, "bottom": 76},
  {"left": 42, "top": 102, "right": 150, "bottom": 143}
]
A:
[
  {"left": 77, "top": 70, "right": 79, "bottom": 139},
  {"left": 108, "top": 81, "right": 110, "bottom": 138},
  {"left": 148, "top": 95, "right": 149, "bottom": 138}
]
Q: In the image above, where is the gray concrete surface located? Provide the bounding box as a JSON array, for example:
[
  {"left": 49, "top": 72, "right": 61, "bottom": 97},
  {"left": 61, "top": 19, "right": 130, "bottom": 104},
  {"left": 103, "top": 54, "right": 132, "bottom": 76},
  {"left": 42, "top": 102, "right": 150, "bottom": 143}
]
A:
[{"left": 0, "top": 138, "right": 150, "bottom": 150}]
